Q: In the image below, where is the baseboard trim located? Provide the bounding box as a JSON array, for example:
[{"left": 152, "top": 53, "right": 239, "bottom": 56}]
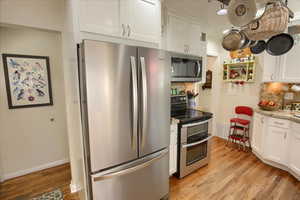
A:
[
  {"left": 70, "top": 181, "right": 82, "bottom": 193},
  {"left": 1, "top": 158, "right": 69, "bottom": 182}
]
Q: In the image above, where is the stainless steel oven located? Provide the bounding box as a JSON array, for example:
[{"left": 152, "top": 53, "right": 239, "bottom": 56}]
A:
[
  {"left": 171, "top": 53, "right": 203, "bottom": 82},
  {"left": 178, "top": 119, "right": 212, "bottom": 178}
]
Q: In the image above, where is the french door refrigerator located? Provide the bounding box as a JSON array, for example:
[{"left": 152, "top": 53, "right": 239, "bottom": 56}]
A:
[{"left": 79, "top": 40, "right": 170, "bottom": 200}]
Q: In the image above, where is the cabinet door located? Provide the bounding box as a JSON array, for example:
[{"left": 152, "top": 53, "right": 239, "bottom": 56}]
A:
[
  {"left": 278, "top": 54, "right": 300, "bottom": 82},
  {"left": 79, "top": 0, "right": 122, "bottom": 37},
  {"left": 278, "top": 20, "right": 300, "bottom": 82},
  {"left": 127, "top": 0, "right": 161, "bottom": 43},
  {"left": 252, "top": 113, "right": 264, "bottom": 155},
  {"left": 169, "top": 124, "right": 177, "bottom": 175},
  {"left": 167, "top": 15, "right": 188, "bottom": 54},
  {"left": 262, "top": 52, "right": 279, "bottom": 82},
  {"left": 188, "top": 23, "right": 204, "bottom": 56},
  {"left": 169, "top": 145, "right": 176, "bottom": 175},
  {"left": 264, "top": 126, "right": 288, "bottom": 165},
  {"left": 289, "top": 123, "right": 300, "bottom": 176}
]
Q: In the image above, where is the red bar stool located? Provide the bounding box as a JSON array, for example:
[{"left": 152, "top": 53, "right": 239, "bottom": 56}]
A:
[{"left": 227, "top": 106, "right": 253, "bottom": 151}]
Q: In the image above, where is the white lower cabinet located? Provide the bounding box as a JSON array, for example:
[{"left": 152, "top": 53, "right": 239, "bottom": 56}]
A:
[
  {"left": 169, "top": 124, "right": 178, "bottom": 176},
  {"left": 252, "top": 113, "right": 264, "bottom": 155},
  {"left": 264, "top": 126, "right": 288, "bottom": 165},
  {"left": 252, "top": 113, "right": 299, "bottom": 180},
  {"left": 289, "top": 122, "right": 300, "bottom": 175}
]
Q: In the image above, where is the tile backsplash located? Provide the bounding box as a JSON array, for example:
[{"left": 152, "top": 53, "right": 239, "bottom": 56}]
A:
[
  {"left": 171, "top": 83, "right": 195, "bottom": 95},
  {"left": 260, "top": 83, "right": 300, "bottom": 110}
]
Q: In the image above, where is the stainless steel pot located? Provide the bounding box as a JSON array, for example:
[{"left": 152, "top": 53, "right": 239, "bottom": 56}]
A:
[
  {"left": 222, "top": 29, "right": 249, "bottom": 51},
  {"left": 228, "top": 0, "right": 267, "bottom": 27}
]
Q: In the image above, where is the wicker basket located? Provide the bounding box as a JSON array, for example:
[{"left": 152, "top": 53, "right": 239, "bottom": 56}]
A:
[
  {"left": 259, "top": 105, "right": 280, "bottom": 111},
  {"left": 244, "top": 2, "right": 289, "bottom": 41}
]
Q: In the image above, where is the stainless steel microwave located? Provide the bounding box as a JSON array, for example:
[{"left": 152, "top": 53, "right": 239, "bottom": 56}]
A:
[{"left": 171, "top": 54, "right": 203, "bottom": 82}]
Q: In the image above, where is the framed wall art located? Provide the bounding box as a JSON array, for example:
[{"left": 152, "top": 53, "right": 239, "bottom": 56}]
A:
[{"left": 2, "top": 54, "right": 53, "bottom": 109}]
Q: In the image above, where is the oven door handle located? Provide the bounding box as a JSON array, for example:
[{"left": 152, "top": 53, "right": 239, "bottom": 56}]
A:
[
  {"left": 182, "top": 136, "right": 213, "bottom": 148},
  {"left": 182, "top": 119, "right": 211, "bottom": 128}
]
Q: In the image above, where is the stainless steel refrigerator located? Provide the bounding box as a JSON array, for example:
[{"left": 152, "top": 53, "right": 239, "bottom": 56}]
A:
[{"left": 78, "top": 40, "right": 170, "bottom": 200}]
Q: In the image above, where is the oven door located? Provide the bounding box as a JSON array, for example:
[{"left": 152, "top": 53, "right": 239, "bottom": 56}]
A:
[
  {"left": 171, "top": 56, "right": 202, "bottom": 82},
  {"left": 179, "top": 135, "right": 212, "bottom": 178},
  {"left": 179, "top": 119, "right": 212, "bottom": 178}
]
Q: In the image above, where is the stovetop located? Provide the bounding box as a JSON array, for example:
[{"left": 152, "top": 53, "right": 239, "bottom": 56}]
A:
[{"left": 171, "top": 109, "right": 213, "bottom": 124}]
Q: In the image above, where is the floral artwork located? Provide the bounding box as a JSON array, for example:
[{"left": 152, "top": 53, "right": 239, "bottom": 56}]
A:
[{"left": 2, "top": 54, "right": 53, "bottom": 109}]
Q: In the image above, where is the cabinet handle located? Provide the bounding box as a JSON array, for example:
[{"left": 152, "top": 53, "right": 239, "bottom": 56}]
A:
[
  {"left": 122, "top": 24, "right": 126, "bottom": 37},
  {"left": 127, "top": 24, "right": 131, "bottom": 37},
  {"left": 271, "top": 74, "right": 274, "bottom": 80},
  {"left": 284, "top": 132, "right": 287, "bottom": 139},
  {"left": 274, "top": 121, "right": 284, "bottom": 126}
]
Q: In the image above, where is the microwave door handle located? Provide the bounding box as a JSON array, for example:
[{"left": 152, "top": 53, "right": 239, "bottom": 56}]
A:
[
  {"left": 196, "top": 61, "right": 201, "bottom": 77},
  {"left": 130, "top": 56, "right": 138, "bottom": 150},
  {"left": 140, "top": 57, "right": 148, "bottom": 148},
  {"left": 182, "top": 135, "right": 213, "bottom": 148}
]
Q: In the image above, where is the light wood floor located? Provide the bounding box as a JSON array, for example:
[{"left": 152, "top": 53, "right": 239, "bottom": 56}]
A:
[
  {"left": 1, "top": 137, "right": 299, "bottom": 200},
  {"left": 0, "top": 163, "right": 79, "bottom": 200}
]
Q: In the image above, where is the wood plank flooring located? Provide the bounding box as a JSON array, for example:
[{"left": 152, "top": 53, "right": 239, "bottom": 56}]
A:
[
  {"left": 169, "top": 137, "right": 300, "bottom": 200},
  {"left": 0, "top": 163, "right": 79, "bottom": 200},
  {"left": 1, "top": 137, "right": 299, "bottom": 200}
]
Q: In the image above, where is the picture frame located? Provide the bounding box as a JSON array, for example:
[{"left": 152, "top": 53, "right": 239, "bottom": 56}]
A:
[{"left": 2, "top": 54, "right": 53, "bottom": 109}]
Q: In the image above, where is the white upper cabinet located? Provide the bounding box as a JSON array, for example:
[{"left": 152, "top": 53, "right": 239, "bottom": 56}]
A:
[
  {"left": 79, "top": 0, "right": 161, "bottom": 44},
  {"left": 289, "top": 122, "right": 300, "bottom": 176},
  {"left": 166, "top": 15, "right": 188, "bottom": 54},
  {"left": 252, "top": 113, "right": 265, "bottom": 155},
  {"left": 262, "top": 52, "right": 279, "bottom": 82},
  {"left": 278, "top": 19, "right": 300, "bottom": 83},
  {"left": 262, "top": 19, "right": 300, "bottom": 83},
  {"left": 188, "top": 23, "right": 206, "bottom": 56},
  {"left": 166, "top": 14, "right": 206, "bottom": 56},
  {"left": 79, "top": 0, "right": 122, "bottom": 37},
  {"left": 127, "top": 0, "right": 161, "bottom": 43}
]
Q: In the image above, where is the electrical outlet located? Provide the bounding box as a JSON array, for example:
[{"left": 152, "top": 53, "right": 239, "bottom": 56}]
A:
[{"left": 284, "top": 92, "right": 294, "bottom": 100}]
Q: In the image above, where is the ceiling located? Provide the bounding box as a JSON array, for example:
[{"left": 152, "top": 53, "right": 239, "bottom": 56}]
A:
[{"left": 165, "top": 0, "right": 300, "bottom": 38}]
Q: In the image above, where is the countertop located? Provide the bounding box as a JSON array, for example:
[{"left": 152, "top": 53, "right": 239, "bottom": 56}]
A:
[
  {"left": 255, "top": 108, "right": 300, "bottom": 123},
  {"left": 170, "top": 118, "right": 180, "bottom": 125}
]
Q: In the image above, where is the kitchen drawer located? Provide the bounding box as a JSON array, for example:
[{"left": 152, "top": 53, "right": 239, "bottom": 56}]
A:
[{"left": 269, "top": 118, "right": 290, "bottom": 129}]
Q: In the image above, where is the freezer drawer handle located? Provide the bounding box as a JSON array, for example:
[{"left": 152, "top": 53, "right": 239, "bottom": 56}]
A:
[
  {"left": 182, "top": 136, "right": 213, "bottom": 148},
  {"left": 140, "top": 57, "right": 148, "bottom": 148},
  {"left": 93, "top": 149, "right": 168, "bottom": 182},
  {"left": 130, "top": 56, "right": 138, "bottom": 150}
]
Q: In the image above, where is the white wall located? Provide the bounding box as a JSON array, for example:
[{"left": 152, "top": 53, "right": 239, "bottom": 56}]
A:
[
  {"left": 0, "top": 0, "right": 64, "bottom": 31},
  {"left": 196, "top": 39, "right": 262, "bottom": 139},
  {"left": 0, "top": 26, "right": 69, "bottom": 180}
]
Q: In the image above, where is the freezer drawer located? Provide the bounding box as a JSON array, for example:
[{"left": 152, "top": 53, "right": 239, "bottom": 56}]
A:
[{"left": 91, "top": 149, "right": 169, "bottom": 200}]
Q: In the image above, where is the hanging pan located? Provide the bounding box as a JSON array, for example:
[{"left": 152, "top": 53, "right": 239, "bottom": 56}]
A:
[
  {"left": 250, "top": 40, "right": 266, "bottom": 54},
  {"left": 266, "top": 33, "right": 294, "bottom": 56}
]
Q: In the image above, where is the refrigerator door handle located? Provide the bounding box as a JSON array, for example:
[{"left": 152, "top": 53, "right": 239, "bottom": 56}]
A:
[
  {"left": 130, "top": 56, "right": 138, "bottom": 150},
  {"left": 93, "top": 149, "right": 168, "bottom": 182},
  {"left": 140, "top": 57, "right": 148, "bottom": 148}
]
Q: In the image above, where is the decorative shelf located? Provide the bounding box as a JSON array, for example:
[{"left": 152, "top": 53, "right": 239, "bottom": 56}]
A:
[{"left": 223, "top": 60, "right": 255, "bottom": 82}]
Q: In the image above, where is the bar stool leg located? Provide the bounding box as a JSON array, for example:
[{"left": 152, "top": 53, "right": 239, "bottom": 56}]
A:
[{"left": 226, "top": 123, "right": 232, "bottom": 146}]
